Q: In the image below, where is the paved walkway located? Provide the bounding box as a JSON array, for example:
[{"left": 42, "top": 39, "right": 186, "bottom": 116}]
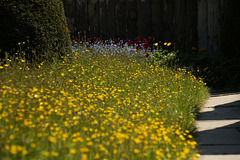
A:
[{"left": 197, "top": 94, "right": 240, "bottom": 160}]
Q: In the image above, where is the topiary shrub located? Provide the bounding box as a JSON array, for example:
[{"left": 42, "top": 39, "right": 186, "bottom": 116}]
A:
[{"left": 0, "top": 0, "right": 72, "bottom": 60}]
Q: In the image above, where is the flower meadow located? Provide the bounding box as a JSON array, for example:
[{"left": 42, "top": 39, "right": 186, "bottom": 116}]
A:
[{"left": 0, "top": 42, "right": 209, "bottom": 160}]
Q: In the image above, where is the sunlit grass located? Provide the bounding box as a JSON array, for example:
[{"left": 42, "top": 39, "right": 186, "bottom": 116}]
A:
[{"left": 0, "top": 48, "right": 209, "bottom": 160}]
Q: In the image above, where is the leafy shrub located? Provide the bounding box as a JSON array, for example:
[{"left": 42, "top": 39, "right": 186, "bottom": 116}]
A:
[
  {"left": 151, "top": 49, "right": 178, "bottom": 66},
  {"left": 149, "top": 42, "right": 179, "bottom": 66},
  {"left": 175, "top": 52, "right": 240, "bottom": 92},
  {"left": 0, "top": 0, "right": 72, "bottom": 60},
  {"left": 0, "top": 47, "right": 209, "bottom": 160},
  {"left": 203, "top": 57, "right": 240, "bottom": 92}
]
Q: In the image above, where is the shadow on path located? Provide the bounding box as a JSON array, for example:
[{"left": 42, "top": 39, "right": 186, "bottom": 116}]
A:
[
  {"left": 197, "top": 99, "right": 240, "bottom": 155},
  {"left": 199, "top": 100, "right": 240, "bottom": 120}
]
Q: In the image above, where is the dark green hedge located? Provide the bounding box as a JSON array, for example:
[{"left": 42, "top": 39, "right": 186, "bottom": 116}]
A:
[{"left": 0, "top": 0, "right": 72, "bottom": 60}]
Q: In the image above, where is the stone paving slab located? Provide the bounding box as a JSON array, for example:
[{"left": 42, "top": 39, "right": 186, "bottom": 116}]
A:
[
  {"left": 197, "top": 120, "right": 240, "bottom": 131},
  {"left": 199, "top": 155, "right": 240, "bottom": 160},
  {"left": 198, "top": 107, "right": 240, "bottom": 120},
  {"left": 197, "top": 94, "right": 240, "bottom": 160},
  {"left": 205, "top": 94, "right": 240, "bottom": 108},
  {"left": 198, "top": 128, "right": 240, "bottom": 145},
  {"left": 199, "top": 145, "right": 240, "bottom": 154}
]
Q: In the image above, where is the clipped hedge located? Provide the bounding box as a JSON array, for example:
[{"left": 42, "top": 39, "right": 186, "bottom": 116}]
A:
[{"left": 0, "top": 0, "right": 72, "bottom": 60}]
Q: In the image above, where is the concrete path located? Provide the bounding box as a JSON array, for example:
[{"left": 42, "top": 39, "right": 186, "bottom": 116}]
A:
[{"left": 197, "top": 94, "right": 240, "bottom": 160}]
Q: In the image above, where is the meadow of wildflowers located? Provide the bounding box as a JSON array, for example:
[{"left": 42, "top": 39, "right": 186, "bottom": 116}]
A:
[{"left": 0, "top": 41, "right": 209, "bottom": 160}]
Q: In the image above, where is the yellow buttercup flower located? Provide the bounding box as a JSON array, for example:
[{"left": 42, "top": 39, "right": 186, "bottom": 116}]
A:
[{"left": 70, "top": 148, "right": 77, "bottom": 154}]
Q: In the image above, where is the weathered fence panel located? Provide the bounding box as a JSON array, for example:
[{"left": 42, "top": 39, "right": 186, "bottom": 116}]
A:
[
  {"left": 137, "top": 0, "right": 152, "bottom": 38},
  {"left": 125, "top": 0, "right": 137, "bottom": 39},
  {"left": 198, "top": 0, "right": 221, "bottom": 57},
  {"left": 115, "top": 0, "right": 126, "bottom": 38},
  {"left": 63, "top": 0, "right": 230, "bottom": 56},
  {"left": 104, "top": 0, "right": 117, "bottom": 39},
  {"left": 151, "top": 0, "right": 162, "bottom": 40}
]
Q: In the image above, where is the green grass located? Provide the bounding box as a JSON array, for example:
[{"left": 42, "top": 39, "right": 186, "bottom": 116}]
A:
[{"left": 0, "top": 48, "right": 209, "bottom": 160}]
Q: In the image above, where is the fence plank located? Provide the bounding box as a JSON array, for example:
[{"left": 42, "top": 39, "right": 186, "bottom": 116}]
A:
[
  {"left": 185, "top": 0, "right": 198, "bottom": 53},
  {"left": 125, "top": 0, "right": 137, "bottom": 40},
  {"left": 115, "top": 0, "right": 126, "bottom": 38},
  {"left": 152, "top": 0, "right": 163, "bottom": 41},
  {"left": 162, "top": 0, "right": 174, "bottom": 43},
  {"left": 63, "top": 0, "right": 88, "bottom": 39},
  {"left": 174, "top": 0, "right": 186, "bottom": 51},
  {"left": 88, "top": 0, "right": 100, "bottom": 38},
  {"left": 106, "top": 0, "right": 117, "bottom": 38},
  {"left": 137, "top": 0, "right": 152, "bottom": 38},
  {"left": 198, "top": 0, "right": 208, "bottom": 54},
  {"left": 207, "top": 0, "right": 220, "bottom": 57},
  {"left": 99, "top": 0, "right": 106, "bottom": 39}
]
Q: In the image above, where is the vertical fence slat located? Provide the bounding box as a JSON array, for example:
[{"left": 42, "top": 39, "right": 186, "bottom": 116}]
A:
[
  {"left": 99, "top": 0, "right": 106, "bottom": 39},
  {"left": 88, "top": 0, "right": 100, "bottom": 38},
  {"left": 162, "top": 0, "right": 174, "bottom": 43},
  {"left": 125, "top": 0, "right": 137, "bottom": 40},
  {"left": 152, "top": 0, "right": 162, "bottom": 41},
  {"left": 186, "top": 0, "right": 198, "bottom": 53},
  {"left": 115, "top": 0, "right": 126, "bottom": 38},
  {"left": 174, "top": 0, "right": 186, "bottom": 51},
  {"left": 198, "top": 0, "right": 208, "bottom": 54},
  {"left": 63, "top": 0, "right": 88, "bottom": 39},
  {"left": 207, "top": 0, "right": 220, "bottom": 57},
  {"left": 137, "top": 0, "right": 152, "bottom": 38},
  {"left": 106, "top": 0, "right": 117, "bottom": 38}
]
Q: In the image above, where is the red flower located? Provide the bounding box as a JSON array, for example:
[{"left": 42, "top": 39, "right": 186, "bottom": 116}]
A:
[
  {"left": 142, "top": 39, "right": 149, "bottom": 44},
  {"left": 145, "top": 53, "right": 149, "bottom": 57},
  {"left": 94, "top": 38, "right": 100, "bottom": 44},
  {"left": 128, "top": 41, "right": 134, "bottom": 46},
  {"left": 87, "top": 38, "right": 93, "bottom": 43},
  {"left": 147, "top": 36, "right": 153, "bottom": 42},
  {"left": 123, "top": 38, "right": 128, "bottom": 44},
  {"left": 72, "top": 38, "right": 78, "bottom": 43},
  {"left": 143, "top": 43, "right": 149, "bottom": 49},
  {"left": 136, "top": 45, "right": 141, "bottom": 50},
  {"left": 113, "top": 39, "right": 117, "bottom": 44},
  {"left": 136, "top": 36, "right": 141, "bottom": 43}
]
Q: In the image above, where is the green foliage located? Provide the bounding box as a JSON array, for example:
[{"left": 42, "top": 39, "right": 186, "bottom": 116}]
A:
[
  {"left": 150, "top": 43, "right": 178, "bottom": 66},
  {"left": 0, "top": 46, "right": 209, "bottom": 159},
  {"left": 203, "top": 57, "right": 240, "bottom": 92},
  {"left": 151, "top": 49, "right": 178, "bottom": 66},
  {"left": 0, "top": 0, "right": 72, "bottom": 60},
  {"left": 175, "top": 52, "right": 240, "bottom": 92}
]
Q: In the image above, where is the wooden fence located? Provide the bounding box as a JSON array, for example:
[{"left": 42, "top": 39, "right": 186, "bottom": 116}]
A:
[{"left": 63, "top": 0, "right": 229, "bottom": 57}]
